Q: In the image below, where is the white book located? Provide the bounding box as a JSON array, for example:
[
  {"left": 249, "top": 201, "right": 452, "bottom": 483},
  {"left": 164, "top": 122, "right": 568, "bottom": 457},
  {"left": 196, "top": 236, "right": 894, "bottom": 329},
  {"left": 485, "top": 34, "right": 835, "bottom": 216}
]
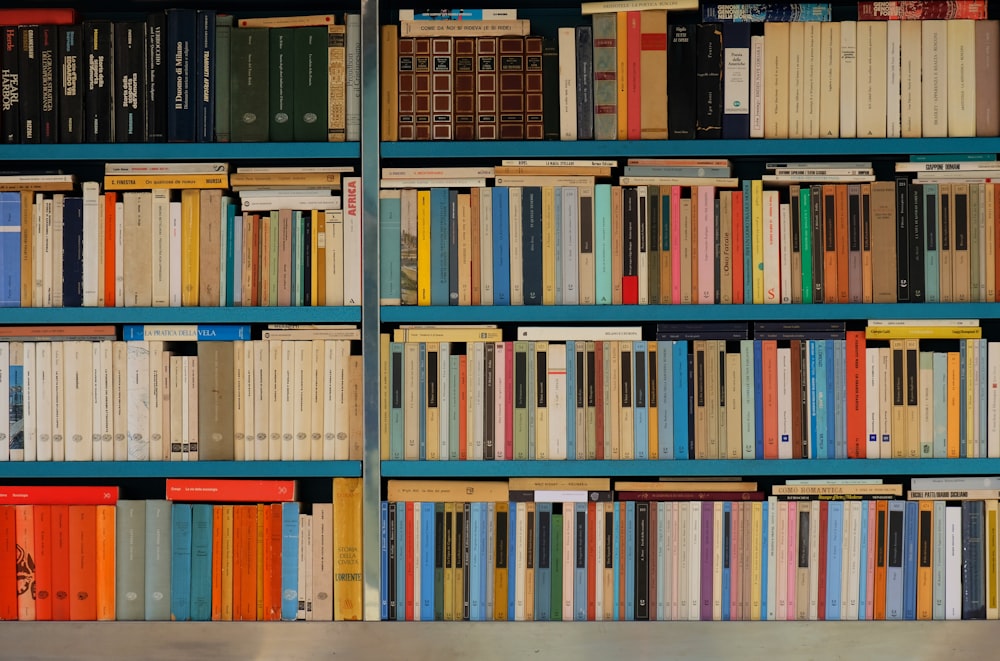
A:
[
  {"left": 777, "top": 347, "right": 792, "bottom": 460},
  {"left": 159, "top": 349, "right": 171, "bottom": 461},
  {"left": 839, "top": 21, "right": 857, "bottom": 139},
  {"left": 412, "top": 503, "right": 421, "bottom": 621},
  {"left": 547, "top": 343, "right": 567, "bottom": 460},
  {"left": 311, "top": 503, "right": 334, "bottom": 622},
  {"left": 508, "top": 187, "right": 523, "bottom": 305},
  {"left": 922, "top": 20, "right": 948, "bottom": 137},
  {"left": 187, "top": 355, "right": 199, "bottom": 461},
  {"left": 34, "top": 342, "right": 51, "bottom": 461},
  {"left": 557, "top": 27, "right": 577, "bottom": 140},
  {"left": 345, "top": 13, "right": 361, "bottom": 142},
  {"left": 776, "top": 500, "right": 788, "bottom": 621},
  {"left": 0, "top": 343, "right": 7, "bottom": 461},
  {"left": 97, "top": 341, "right": 112, "bottom": 461},
  {"left": 332, "top": 340, "right": 351, "bottom": 461},
  {"left": 281, "top": 340, "right": 296, "bottom": 461},
  {"left": 66, "top": 341, "right": 93, "bottom": 462},
  {"left": 972, "top": 340, "right": 981, "bottom": 456},
  {"left": 762, "top": 190, "right": 780, "bottom": 303},
  {"left": 169, "top": 201, "right": 182, "bottom": 307},
  {"left": 266, "top": 341, "right": 283, "bottom": 460},
  {"left": 947, "top": 20, "right": 976, "bottom": 137},
  {"left": 740, "top": 340, "right": 756, "bottom": 458},
  {"left": 846, "top": 501, "right": 862, "bottom": 620},
  {"left": 343, "top": 177, "right": 362, "bottom": 305},
  {"left": 749, "top": 33, "right": 765, "bottom": 138},
  {"left": 779, "top": 202, "right": 792, "bottom": 304},
  {"left": 114, "top": 198, "right": 124, "bottom": 306},
  {"left": 856, "top": 21, "right": 887, "bottom": 138},
  {"left": 126, "top": 341, "right": 150, "bottom": 461},
  {"left": 945, "top": 505, "right": 962, "bottom": 619},
  {"left": 562, "top": 186, "right": 580, "bottom": 305},
  {"left": 713, "top": 501, "right": 724, "bottom": 621},
  {"left": 688, "top": 502, "right": 700, "bottom": 621},
  {"left": 112, "top": 342, "right": 128, "bottom": 460},
  {"left": 933, "top": 500, "right": 946, "bottom": 619},
  {"left": 494, "top": 342, "right": 507, "bottom": 461},
  {"left": 242, "top": 342, "right": 255, "bottom": 461},
  {"left": 819, "top": 22, "right": 840, "bottom": 137},
  {"left": 514, "top": 501, "right": 527, "bottom": 620},
  {"left": 23, "top": 343, "right": 36, "bottom": 461},
  {"left": 808, "top": 500, "right": 821, "bottom": 620},
  {"left": 147, "top": 341, "right": 163, "bottom": 462},
  {"left": 298, "top": 514, "right": 311, "bottom": 620},
  {"left": 292, "top": 340, "right": 313, "bottom": 460},
  {"left": 990, "top": 342, "right": 1000, "bottom": 458},
  {"left": 919, "top": 352, "right": 934, "bottom": 457},
  {"left": 169, "top": 355, "right": 183, "bottom": 461},
  {"left": 81, "top": 183, "right": 101, "bottom": 307},
  {"left": 325, "top": 209, "right": 345, "bottom": 306},
  {"left": 562, "top": 501, "right": 574, "bottom": 621},
  {"left": 32, "top": 195, "right": 43, "bottom": 307},
  {"left": 438, "top": 343, "right": 450, "bottom": 461},
  {"left": 320, "top": 341, "right": 338, "bottom": 461},
  {"left": 885, "top": 19, "right": 901, "bottom": 138},
  {"left": 232, "top": 342, "right": 245, "bottom": 462},
  {"left": 471, "top": 342, "right": 485, "bottom": 460},
  {"left": 252, "top": 340, "right": 269, "bottom": 460},
  {"left": 677, "top": 501, "right": 690, "bottom": 619},
  {"left": 879, "top": 346, "right": 893, "bottom": 459},
  {"left": 151, "top": 189, "right": 171, "bottom": 306},
  {"left": 49, "top": 342, "right": 62, "bottom": 461},
  {"left": 50, "top": 195, "right": 63, "bottom": 308},
  {"left": 899, "top": 20, "right": 922, "bottom": 138},
  {"left": 517, "top": 326, "right": 641, "bottom": 342},
  {"left": 238, "top": 196, "right": 342, "bottom": 212},
  {"left": 479, "top": 187, "right": 494, "bottom": 305}
]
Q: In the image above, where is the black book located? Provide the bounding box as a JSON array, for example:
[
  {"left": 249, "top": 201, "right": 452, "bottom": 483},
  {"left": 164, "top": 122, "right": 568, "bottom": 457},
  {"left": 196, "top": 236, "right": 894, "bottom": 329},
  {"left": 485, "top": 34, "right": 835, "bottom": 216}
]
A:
[
  {"left": 57, "top": 25, "right": 83, "bottom": 143},
  {"left": 634, "top": 501, "right": 649, "bottom": 621},
  {"left": 521, "top": 186, "right": 543, "bottom": 305},
  {"left": 62, "top": 196, "right": 84, "bottom": 306},
  {"left": 18, "top": 25, "right": 40, "bottom": 143},
  {"left": 83, "top": 20, "right": 113, "bottom": 142},
  {"left": 573, "top": 507, "right": 586, "bottom": 619},
  {"left": 483, "top": 342, "right": 495, "bottom": 460},
  {"left": 387, "top": 501, "right": 396, "bottom": 620},
  {"left": 656, "top": 321, "right": 749, "bottom": 341},
  {"left": 113, "top": 21, "right": 147, "bottom": 143},
  {"left": 622, "top": 186, "right": 638, "bottom": 294},
  {"left": 1, "top": 27, "right": 20, "bottom": 143},
  {"left": 696, "top": 22, "right": 722, "bottom": 139},
  {"left": 908, "top": 182, "right": 925, "bottom": 302},
  {"left": 687, "top": 352, "right": 695, "bottom": 457},
  {"left": 195, "top": 9, "right": 215, "bottom": 142},
  {"left": 166, "top": 9, "right": 197, "bottom": 142},
  {"left": 38, "top": 25, "right": 58, "bottom": 143},
  {"left": 667, "top": 23, "right": 696, "bottom": 139},
  {"left": 721, "top": 22, "right": 751, "bottom": 139},
  {"left": 961, "top": 500, "right": 986, "bottom": 620},
  {"left": 575, "top": 25, "right": 594, "bottom": 141},
  {"left": 145, "top": 12, "right": 166, "bottom": 142},
  {"left": 811, "top": 184, "right": 824, "bottom": 302},
  {"left": 541, "top": 37, "right": 559, "bottom": 141},
  {"left": 535, "top": 504, "right": 550, "bottom": 618},
  {"left": 648, "top": 186, "right": 660, "bottom": 304},
  {"left": 434, "top": 503, "right": 445, "bottom": 620},
  {"left": 895, "top": 177, "right": 910, "bottom": 301}
]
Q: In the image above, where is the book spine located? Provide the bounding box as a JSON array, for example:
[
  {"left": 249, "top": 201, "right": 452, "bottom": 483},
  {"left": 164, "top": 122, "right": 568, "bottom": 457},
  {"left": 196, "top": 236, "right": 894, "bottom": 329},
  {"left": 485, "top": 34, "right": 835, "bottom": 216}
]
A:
[
  {"left": 195, "top": 10, "right": 215, "bottom": 142},
  {"left": 166, "top": 10, "right": 196, "bottom": 142},
  {"left": 2, "top": 27, "right": 20, "bottom": 144},
  {"left": 146, "top": 13, "right": 167, "bottom": 142},
  {"left": 525, "top": 36, "right": 544, "bottom": 141}
]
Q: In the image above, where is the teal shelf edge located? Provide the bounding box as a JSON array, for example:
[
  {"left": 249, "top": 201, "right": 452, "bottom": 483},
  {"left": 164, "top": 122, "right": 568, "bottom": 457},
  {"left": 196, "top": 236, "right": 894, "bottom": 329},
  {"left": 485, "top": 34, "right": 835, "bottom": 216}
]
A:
[
  {"left": 380, "top": 302, "right": 1000, "bottom": 324},
  {"left": 0, "top": 461, "right": 361, "bottom": 479},
  {"left": 381, "top": 137, "right": 1000, "bottom": 159},
  {"left": 381, "top": 458, "right": 1000, "bottom": 478},
  {"left": 0, "top": 306, "right": 361, "bottom": 324},
  {"left": 0, "top": 143, "right": 361, "bottom": 161}
]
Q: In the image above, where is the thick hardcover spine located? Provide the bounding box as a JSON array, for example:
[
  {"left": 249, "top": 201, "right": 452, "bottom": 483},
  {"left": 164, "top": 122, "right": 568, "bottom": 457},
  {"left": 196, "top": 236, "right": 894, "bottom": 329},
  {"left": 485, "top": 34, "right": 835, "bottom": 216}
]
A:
[
  {"left": 721, "top": 22, "right": 750, "bottom": 139},
  {"left": 592, "top": 14, "right": 617, "bottom": 141},
  {"left": 524, "top": 36, "right": 544, "bottom": 140},
  {"left": 575, "top": 26, "right": 594, "bottom": 141},
  {"left": 667, "top": 25, "right": 695, "bottom": 139},
  {"left": 230, "top": 27, "right": 269, "bottom": 142},
  {"left": 113, "top": 21, "right": 146, "bottom": 143},
  {"left": 195, "top": 10, "right": 216, "bottom": 142},
  {"left": 18, "top": 26, "right": 40, "bottom": 144},
  {"left": 146, "top": 12, "right": 167, "bottom": 142},
  {"left": 293, "top": 26, "right": 329, "bottom": 141},
  {"left": 1, "top": 27, "right": 20, "bottom": 143},
  {"left": 38, "top": 25, "right": 58, "bottom": 143},
  {"left": 166, "top": 10, "right": 196, "bottom": 142}
]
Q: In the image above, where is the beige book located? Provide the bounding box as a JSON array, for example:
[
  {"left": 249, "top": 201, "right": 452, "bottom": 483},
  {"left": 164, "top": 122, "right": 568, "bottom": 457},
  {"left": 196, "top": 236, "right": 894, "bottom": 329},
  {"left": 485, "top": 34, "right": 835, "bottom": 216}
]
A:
[
  {"left": 771, "top": 483, "right": 902, "bottom": 496},
  {"left": 311, "top": 503, "right": 334, "bottom": 621},
  {"left": 899, "top": 20, "right": 923, "bottom": 137},
  {"left": 310, "top": 340, "right": 324, "bottom": 461},
  {"left": 508, "top": 187, "right": 523, "bottom": 305},
  {"left": 840, "top": 21, "right": 857, "bottom": 138},
  {"left": 349, "top": 355, "right": 363, "bottom": 462},
  {"left": 726, "top": 353, "right": 743, "bottom": 460},
  {"left": 787, "top": 21, "right": 804, "bottom": 139},
  {"left": 802, "top": 21, "right": 821, "bottom": 139},
  {"left": 509, "top": 477, "right": 611, "bottom": 491},
  {"left": 976, "top": 20, "right": 1000, "bottom": 137},
  {"left": 241, "top": 342, "right": 255, "bottom": 461},
  {"left": 763, "top": 22, "right": 790, "bottom": 138},
  {"left": 457, "top": 193, "right": 472, "bottom": 306},
  {"left": 705, "top": 340, "right": 720, "bottom": 459},
  {"left": 403, "top": 342, "right": 419, "bottom": 460},
  {"left": 922, "top": 20, "right": 948, "bottom": 137},
  {"left": 855, "top": 21, "right": 887, "bottom": 138},
  {"left": 987, "top": 183, "right": 997, "bottom": 301},
  {"left": 252, "top": 340, "right": 269, "bottom": 461},
  {"left": 947, "top": 20, "right": 976, "bottom": 137},
  {"left": 122, "top": 192, "right": 153, "bottom": 307},
  {"left": 387, "top": 479, "right": 510, "bottom": 502},
  {"left": 870, "top": 181, "right": 897, "bottom": 303},
  {"left": 198, "top": 189, "right": 223, "bottom": 306},
  {"left": 267, "top": 339, "right": 283, "bottom": 460},
  {"left": 608, "top": 339, "right": 621, "bottom": 460},
  {"left": 639, "top": 10, "right": 668, "bottom": 139},
  {"left": 885, "top": 19, "right": 900, "bottom": 138},
  {"left": 818, "top": 21, "right": 840, "bottom": 138},
  {"left": 616, "top": 480, "right": 758, "bottom": 492},
  {"left": 558, "top": 27, "right": 577, "bottom": 140},
  {"left": 399, "top": 19, "right": 530, "bottom": 37}
]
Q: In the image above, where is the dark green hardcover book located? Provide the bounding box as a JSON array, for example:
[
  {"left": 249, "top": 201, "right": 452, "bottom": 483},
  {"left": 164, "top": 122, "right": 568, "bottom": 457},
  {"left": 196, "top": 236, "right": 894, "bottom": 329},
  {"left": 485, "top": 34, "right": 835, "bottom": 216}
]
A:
[
  {"left": 550, "top": 511, "right": 562, "bottom": 621},
  {"left": 293, "top": 26, "right": 328, "bottom": 141},
  {"left": 269, "top": 27, "right": 294, "bottom": 142},
  {"left": 213, "top": 14, "right": 232, "bottom": 143},
  {"left": 230, "top": 27, "right": 269, "bottom": 142},
  {"left": 541, "top": 37, "right": 559, "bottom": 141}
]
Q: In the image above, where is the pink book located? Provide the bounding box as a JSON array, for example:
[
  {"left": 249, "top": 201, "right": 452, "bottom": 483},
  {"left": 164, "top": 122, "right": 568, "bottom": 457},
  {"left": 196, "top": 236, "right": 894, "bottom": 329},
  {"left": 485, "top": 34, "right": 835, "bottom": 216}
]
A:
[
  {"left": 730, "top": 501, "right": 740, "bottom": 620},
  {"left": 786, "top": 500, "right": 797, "bottom": 620},
  {"left": 626, "top": 12, "right": 641, "bottom": 140},
  {"left": 670, "top": 186, "right": 682, "bottom": 304},
  {"left": 697, "top": 186, "right": 716, "bottom": 304},
  {"left": 504, "top": 341, "right": 514, "bottom": 461},
  {"left": 731, "top": 190, "right": 744, "bottom": 304},
  {"left": 495, "top": 342, "right": 507, "bottom": 460}
]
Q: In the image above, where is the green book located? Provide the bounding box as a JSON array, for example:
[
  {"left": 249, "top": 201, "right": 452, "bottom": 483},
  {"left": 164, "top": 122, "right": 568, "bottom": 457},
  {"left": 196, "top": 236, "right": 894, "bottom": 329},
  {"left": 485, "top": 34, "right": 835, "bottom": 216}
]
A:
[
  {"left": 214, "top": 15, "right": 233, "bottom": 142},
  {"left": 115, "top": 500, "right": 146, "bottom": 621},
  {"left": 800, "top": 186, "right": 813, "bottom": 304},
  {"left": 513, "top": 341, "right": 529, "bottom": 459},
  {"left": 550, "top": 511, "right": 562, "bottom": 621},
  {"left": 293, "top": 26, "right": 329, "bottom": 141},
  {"left": 230, "top": 26, "right": 270, "bottom": 142},
  {"left": 144, "top": 499, "right": 172, "bottom": 621},
  {"left": 648, "top": 187, "right": 660, "bottom": 305},
  {"left": 268, "top": 28, "right": 295, "bottom": 142}
]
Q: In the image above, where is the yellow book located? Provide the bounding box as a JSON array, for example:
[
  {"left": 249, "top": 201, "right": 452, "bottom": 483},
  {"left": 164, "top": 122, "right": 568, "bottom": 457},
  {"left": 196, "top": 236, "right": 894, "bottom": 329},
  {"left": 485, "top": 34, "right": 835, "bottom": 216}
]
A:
[
  {"left": 494, "top": 501, "right": 509, "bottom": 620},
  {"left": 751, "top": 179, "right": 764, "bottom": 304},
  {"left": 180, "top": 189, "right": 201, "bottom": 307},
  {"left": 947, "top": 351, "right": 960, "bottom": 458},
  {"left": 864, "top": 326, "right": 982, "bottom": 339},
  {"left": 915, "top": 499, "right": 933, "bottom": 619},
  {"left": 542, "top": 186, "right": 556, "bottom": 305},
  {"left": 988, "top": 500, "right": 999, "bottom": 620},
  {"left": 750, "top": 501, "right": 763, "bottom": 620},
  {"left": 332, "top": 477, "right": 363, "bottom": 620},
  {"left": 616, "top": 12, "right": 628, "bottom": 140},
  {"left": 457, "top": 193, "right": 472, "bottom": 305},
  {"left": 416, "top": 190, "right": 431, "bottom": 306},
  {"left": 103, "top": 174, "right": 229, "bottom": 190},
  {"left": 443, "top": 502, "right": 455, "bottom": 620}
]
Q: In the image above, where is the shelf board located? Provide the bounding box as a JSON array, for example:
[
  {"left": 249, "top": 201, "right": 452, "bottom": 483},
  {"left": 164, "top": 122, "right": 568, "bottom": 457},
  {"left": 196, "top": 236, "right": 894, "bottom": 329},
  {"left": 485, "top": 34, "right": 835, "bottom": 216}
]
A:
[
  {"left": 0, "top": 306, "right": 361, "bottom": 324},
  {"left": 381, "top": 137, "right": 1000, "bottom": 159},
  {"left": 380, "top": 302, "right": 1000, "bottom": 324},
  {"left": 381, "top": 458, "right": 1000, "bottom": 478},
  {"left": 0, "top": 142, "right": 360, "bottom": 161},
  {"left": 0, "top": 461, "right": 361, "bottom": 479}
]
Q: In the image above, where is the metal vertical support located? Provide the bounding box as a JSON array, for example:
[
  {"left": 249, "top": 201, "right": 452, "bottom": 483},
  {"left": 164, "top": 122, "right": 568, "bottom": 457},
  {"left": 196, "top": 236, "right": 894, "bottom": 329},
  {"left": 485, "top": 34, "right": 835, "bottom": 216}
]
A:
[{"left": 359, "top": 0, "right": 383, "bottom": 623}]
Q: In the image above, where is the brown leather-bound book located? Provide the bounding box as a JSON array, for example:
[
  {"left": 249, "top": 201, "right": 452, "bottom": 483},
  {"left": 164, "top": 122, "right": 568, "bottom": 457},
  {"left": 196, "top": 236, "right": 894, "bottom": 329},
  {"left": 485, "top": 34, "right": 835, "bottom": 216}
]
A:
[
  {"left": 381, "top": 25, "right": 399, "bottom": 141},
  {"left": 414, "top": 37, "right": 432, "bottom": 140},
  {"left": 453, "top": 37, "right": 476, "bottom": 140},
  {"left": 476, "top": 37, "right": 498, "bottom": 140},
  {"left": 524, "top": 36, "right": 544, "bottom": 140},
  {"left": 397, "top": 36, "right": 417, "bottom": 140},
  {"left": 498, "top": 36, "right": 525, "bottom": 140},
  {"left": 430, "top": 37, "right": 453, "bottom": 140}
]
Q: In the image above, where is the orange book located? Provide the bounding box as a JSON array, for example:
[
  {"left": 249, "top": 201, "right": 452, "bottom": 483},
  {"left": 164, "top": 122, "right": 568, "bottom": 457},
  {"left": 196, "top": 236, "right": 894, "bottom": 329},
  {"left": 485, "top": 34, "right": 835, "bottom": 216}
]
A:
[
  {"left": 586, "top": 500, "right": 597, "bottom": 621},
  {"left": 267, "top": 503, "right": 283, "bottom": 621},
  {"left": 180, "top": 188, "right": 201, "bottom": 306},
  {"left": 0, "top": 506, "right": 15, "bottom": 620},
  {"left": 103, "top": 190, "right": 117, "bottom": 307},
  {"left": 221, "top": 504, "right": 235, "bottom": 621},
  {"left": 49, "top": 505, "right": 70, "bottom": 620},
  {"left": 237, "top": 505, "right": 258, "bottom": 621},
  {"left": 256, "top": 504, "right": 266, "bottom": 621},
  {"left": 95, "top": 504, "right": 115, "bottom": 621},
  {"left": 947, "top": 351, "right": 961, "bottom": 458},
  {"left": 68, "top": 505, "right": 97, "bottom": 621},
  {"left": 873, "top": 500, "right": 888, "bottom": 620},
  {"left": 916, "top": 500, "right": 933, "bottom": 620},
  {"left": 165, "top": 479, "right": 297, "bottom": 502},
  {"left": 32, "top": 505, "right": 52, "bottom": 621},
  {"left": 14, "top": 505, "right": 34, "bottom": 620},
  {"left": 761, "top": 340, "right": 779, "bottom": 459},
  {"left": 231, "top": 505, "right": 244, "bottom": 620},
  {"left": 845, "top": 331, "right": 867, "bottom": 458},
  {"left": 458, "top": 355, "right": 468, "bottom": 460},
  {"left": 821, "top": 185, "right": 838, "bottom": 302},
  {"left": 211, "top": 506, "right": 223, "bottom": 620},
  {"left": 835, "top": 184, "right": 850, "bottom": 303}
]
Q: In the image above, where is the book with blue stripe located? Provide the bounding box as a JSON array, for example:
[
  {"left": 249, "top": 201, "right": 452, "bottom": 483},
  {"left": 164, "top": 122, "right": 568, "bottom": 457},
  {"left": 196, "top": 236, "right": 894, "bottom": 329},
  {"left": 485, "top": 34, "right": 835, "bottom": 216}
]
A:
[
  {"left": 469, "top": 501, "right": 482, "bottom": 620},
  {"left": 0, "top": 192, "right": 19, "bottom": 307},
  {"left": 625, "top": 500, "right": 635, "bottom": 620},
  {"left": 657, "top": 341, "right": 673, "bottom": 459},
  {"left": 594, "top": 184, "right": 612, "bottom": 305},
  {"left": 122, "top": 324, "right": 251, "bottom": 341},
  {"left": 380, "top": 502, "right": 389, "bottom": 620},
  {"left": 833, "top": 340, "right": 846, "bottom": 459},
  {"left": 145, "top": 500, "right": 172, "bottom": 620},
  {"left": 885, "top": 500, "right": 905, "bottom": 620},
  {"left": 421, "top": 501, "right": 435, "bottom": 621},
  {"left": 672, "top": 341, "right": 689, "bottom": 460},
  {"left": 566, "top": 341, "right": 576, "bottom": 460},
  {"left": 903, "top": 500, "right": 918, "bottom": 620},
  {"left": 169, "top": 502, "right": 192, "bottom": 621},
  {"left": 189, "top": 503, "right": 213, "bottom": 621},
  {"left": 826, "top": 501, "right": 843, "bottom": 620},
  {"left": 492, "top": 187, "right": 511, "bottom": 305},
  {"left": 535, "top": 502, "right": 552, "bottom": 620},
  {"left": 429, "top": 188, "right": 450, "bottom": 306},
  {"left": 281, "top": 502, "right": 301, "bottom": 621},
  {"left": 961, "top": 500, "right": 986, "bottom": 619},
  {"left": 574, "top": 501, "right": 588, "bottom": 620}
]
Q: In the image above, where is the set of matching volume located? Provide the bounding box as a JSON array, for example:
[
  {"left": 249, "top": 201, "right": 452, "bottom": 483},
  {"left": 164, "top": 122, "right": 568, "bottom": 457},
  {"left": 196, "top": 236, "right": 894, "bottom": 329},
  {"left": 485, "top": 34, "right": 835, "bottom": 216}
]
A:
[
  {"left": 379, "top": 158, "right": 1000, "bottom": 307},
  {"left": 0, "top": 324, "right": 362, "bottom": 463},
  {"left": 0, "top": 166, "right": 362, "bottom": 308},
  {"left": 380, "top": 2, "right": 1000, "bottom": 142},
  {"left": 0, "top": 7, "right": 361, "bottom": 143},
  {"left": 0, "top": 478, "right": 363, "bottom": 621},
  {"left": 381, "top": 320, "right": 1000, "bottom": 462},
  {"left": 382, "top": 475, "right": 1000, "bottom": 621}
]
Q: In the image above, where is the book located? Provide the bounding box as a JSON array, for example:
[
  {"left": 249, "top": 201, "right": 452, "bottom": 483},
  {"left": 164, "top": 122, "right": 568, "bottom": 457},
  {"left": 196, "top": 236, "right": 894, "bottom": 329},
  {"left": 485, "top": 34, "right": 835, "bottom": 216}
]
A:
[{"left": 165, "top": 479, "right": 298, "bottom": 502}]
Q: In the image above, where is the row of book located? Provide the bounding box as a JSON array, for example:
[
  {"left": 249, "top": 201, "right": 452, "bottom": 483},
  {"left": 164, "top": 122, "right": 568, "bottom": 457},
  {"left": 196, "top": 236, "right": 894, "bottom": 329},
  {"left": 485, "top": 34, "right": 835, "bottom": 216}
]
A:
[
  {"left": 0, "top": 479, "right": 363, "bottom": 621},
  {"left": 380, "top": 322, "right": 998, "bottom": 462},
  {"left": 0, "top": 171, "right": 363, "bottom": 308},
  {"left": 380, "top": 12, "right": 1000, "bottom": 141},
  {"left": 0, "top": 9, "right": 361, "bottom": 143},
  {"left": 378, "top": 172, "right": 996, "bottom": 307},
  {"left": 380, "top": 476, "right": 1000, "bottom": 621},
  {"left": 0, "top": 327, "right": 362, "bottom": 463}
]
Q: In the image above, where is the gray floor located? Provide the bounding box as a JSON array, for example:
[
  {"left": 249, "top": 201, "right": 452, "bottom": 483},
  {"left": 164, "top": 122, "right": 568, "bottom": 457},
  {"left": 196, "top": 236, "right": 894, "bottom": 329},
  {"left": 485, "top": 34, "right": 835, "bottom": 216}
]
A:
[{"left": 1, "top": 622, "right": 998, "bottom": 661}]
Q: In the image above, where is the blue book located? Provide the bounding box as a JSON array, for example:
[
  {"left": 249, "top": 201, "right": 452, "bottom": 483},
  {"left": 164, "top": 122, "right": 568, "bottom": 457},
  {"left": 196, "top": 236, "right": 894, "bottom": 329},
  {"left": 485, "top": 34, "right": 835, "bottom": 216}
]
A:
[
  {"left": 508, "top": 501, "right": 517, "bottom": 620},
  {"left": 166, "top": 9, "right": 198, "bottom": 142},
  {"left": 633, "top": 341, "right": 648, "bottom": 460},
  {"left": 815, "top": 340, "right": 829, "bottom": 458},
  {"left": 379, "top": 191, "right": 402, "bottom": 304},
  {"left": 625, "top": 501, "right": 635, "bottom": 620},
  {"left": 808, "top": 340, "right": 819, "bottom": 458},
  {"left": 962, "top": 500, "right": 987, "bottom": 619},
  {"left": 0, "top": 193, "right": 19, "bottom": 307},
  {"left": 189, "top": 504, "right": 213, "bottom": 621},
  {"left": 195, "top": 10, "right": 216, "bottom": 142},
  {"left": 535, "top": 502, "right": 552, "bottom": 620},
  {"left": 449, "top": 355, "right": 460, "bottom": 459},
  {"left": 885, "top": 501, "right": 906, "bottom": 620},
  {"left": 145, "top": 500, "right": 172, "bottom": 621},
  {"left": 833, "top": 340, "right": 846, "bottom": 458},
  {"left": 169, "top": 503, "right": 192, "bottom": 622},
  {"left": 380, "top": 502, "right": 389, "bottom": 620},
  {"left": 485, "top": 502, "right": 494, "bottom": 619},
  {"left": 612, "top": 502, "right": 621, "bottom": 620},
  {"left": 658, "top": 341, "right": 673, "bottom": 459},
  {"left": 429, "top": 188, "right": 450, "bottom": 306},
  {"left": 232, "top": 212, "right": 243, "bottom": 304},
  {"left": 448, "top": 190, "right": 459, "bottom": 305},
  {"left": 389, "top": 342, "right": 404, "bottom": 459},
  {"left": 421, "top": 502, "right": 435, "bottom": 621},
  {"left": 8, "top": 355, "right": 21, "bottom": 456},
  {"left": 574, "top": 502, "right": 588, "bottom": 620},
  {"left": 742, "top": 179, "right": 753, "bottom": 304},
  {"left": 672, "top": 341, "right": 689, "bottom": 459},
  {"left": 859, "top": 501, "right": 869, "bottom": 620},
  {"left": 826, "top": 501, "right": 843, "bottom": 620},
  {"left": 760, "top": 500, "right": 768, "bottom": 620},
  {"left": 566, "top": 341, "right": 576, "bottom": 460},
  {"left": 959, "top": 340, "right": 968, "bottom": 457},
  {"left": 220, "top": 199, "right": 233, "bottom": 306},
  {"left": 395, "top": 501, "right": 406, "bottom": 621},
  {"left": 594, "top": 184, "right": 612, "bottom": 304},
  {"left": 122, "top": 324, "right": 251, "bottom": 341},
  {"left": 521, "top": 186, "right": 543, "bottom": 305},
  {"left": 61, "top": 196, "right": 83, "bottom": 307},
  {"left": 826, "top": 339, "right": 838, "bottom": 459},
  {"left": 753, "top": 340, "right": 764, "bottom": 458},
  {"left": 418, "top": 343, "right": 426, "bottom": 460},
  {"left": 281, "top": 502, "right": 301, "bottom": 621},
  {"left": 492, "top": 187, "right": 511, "bottom": 305},
  {"left": 469, "top": 502, "right": 482, "bottom": 620},
  {"left": 903, "top": 500, "right": 918, "bottom": 620},
  {"left": 922, "top": 183, "right": 939, "bottom": 302},
  {"left": 722, "top": 502, "right": 731, "bottom": 620},
  {"left": 740, "top": 340, "right": 755, "bottom": 458},
  {"left": 554, "top": 189, "right": 563, "bottom": 303}
]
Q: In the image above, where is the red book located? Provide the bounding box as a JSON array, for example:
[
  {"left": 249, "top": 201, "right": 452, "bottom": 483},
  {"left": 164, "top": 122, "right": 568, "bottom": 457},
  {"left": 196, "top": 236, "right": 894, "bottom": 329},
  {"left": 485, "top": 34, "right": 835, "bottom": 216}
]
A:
[
  {"left": 14, "top": 505, "right": 34, "bottom": 620},
  {"left": 103, "top": 191, "right": 117, "bottom": 307},
  {"left": 50, "top": 505, "right": 70, "bottom": 620},
  {"left": 845, "top": 330, "right": 867, "bottom": 458},
  {"left": 817, "top": 501, "right": 828, "bottom": 621},
  {"left": 0, "top": 326, "right": 116, "bottom": 340},
  {"left": 586, "top": 501, "right": 597, "bottom": 621},
  {"left": 32, "top": 505, "right": 52, "bottom": 621},
  {"left": 731, "top": 190, "right": 744, "bottom": 304},
  {"left": 0, "top": 506, "right": 15, "bottom": 620},
  {"left": 626, "top": 11, "right": 641, "bottom": 140},
  {"left": 761, "top": 340, "right": 779, "bottom": 459},
  {"left": 404, "top": 501, "right": 414, "bottom": 620},
  {"left": 165, "top": 479, "right": 297, "bottom": 503},
  {"left": 68, "top": 505, "right": 97, "bottom": 621},
  {"left": 0, "top": 8, "right": 77, "bottom": 25}
]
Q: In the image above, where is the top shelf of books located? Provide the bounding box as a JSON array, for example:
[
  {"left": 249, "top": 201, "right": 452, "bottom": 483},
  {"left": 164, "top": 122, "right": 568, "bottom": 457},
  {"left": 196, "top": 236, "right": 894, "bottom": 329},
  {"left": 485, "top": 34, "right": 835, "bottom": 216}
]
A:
[{"left": 0, "top": 143, "right": 361, "bottom": 162}]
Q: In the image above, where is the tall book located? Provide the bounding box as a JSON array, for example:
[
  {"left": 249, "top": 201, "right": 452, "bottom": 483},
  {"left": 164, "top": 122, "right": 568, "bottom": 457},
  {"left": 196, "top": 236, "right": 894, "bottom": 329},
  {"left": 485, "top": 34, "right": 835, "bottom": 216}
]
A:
[
  {"left": 639, "top": 12, "right": 667, "bottom": 140},
  {"left": 592, "top": 14, "right": 617, "bottom": 141},
  {"left": 695, "top": 22, "right": 722, "bottom": 139},
  {"left": 230, "top": 27, "right": 269, "bottom": 142}
]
